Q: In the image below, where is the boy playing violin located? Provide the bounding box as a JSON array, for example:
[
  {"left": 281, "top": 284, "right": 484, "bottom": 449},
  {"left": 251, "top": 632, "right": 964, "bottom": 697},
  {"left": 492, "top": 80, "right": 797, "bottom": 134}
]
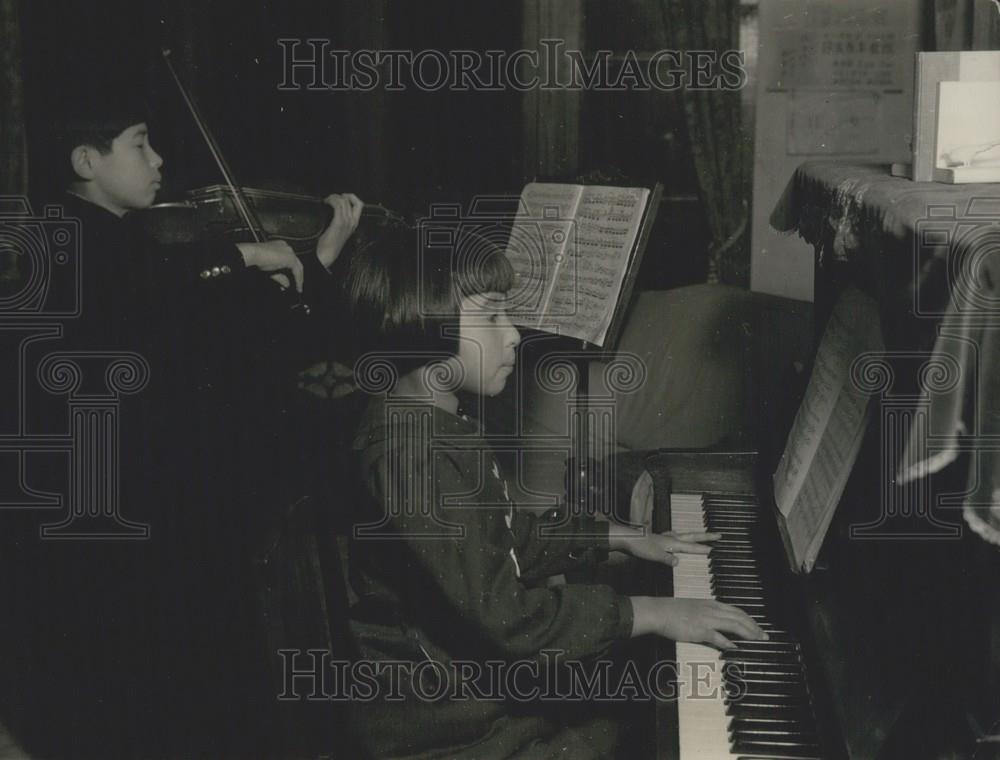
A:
[{"left": 5, "top": 83, "right": 362, "bottom": 757}]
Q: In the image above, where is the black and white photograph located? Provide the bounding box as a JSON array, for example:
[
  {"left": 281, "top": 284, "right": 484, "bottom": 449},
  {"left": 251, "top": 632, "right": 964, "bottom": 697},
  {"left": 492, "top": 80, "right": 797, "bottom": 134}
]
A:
[{"left": 1, "top": 0, "right": 1000, "bottom": 757}]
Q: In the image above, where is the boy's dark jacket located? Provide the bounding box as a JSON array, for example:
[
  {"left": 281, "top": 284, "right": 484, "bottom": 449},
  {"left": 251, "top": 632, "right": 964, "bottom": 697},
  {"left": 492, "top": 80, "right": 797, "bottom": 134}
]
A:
[
  {"left": 4, "top": 192, "right": 346, "bottom": 756},
  {"left": 345, "top": 396, "right": 634, "bottom": 759},
  {"left": 40, "top": 192, "right": 343, "bottom": 518}
]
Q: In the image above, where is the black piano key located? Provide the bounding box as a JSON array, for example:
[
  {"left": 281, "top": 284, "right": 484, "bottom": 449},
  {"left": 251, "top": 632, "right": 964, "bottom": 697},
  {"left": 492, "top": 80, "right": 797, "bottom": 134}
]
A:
[
  {"left": 729, "top": 655, "right": 797, "bottom": 670},
  {"left": 715, "top": 591, "right": 765, "bottom": 599},
  {"left": 736, "top": 672, "right": 807, "bottom": 686},
  {"left": 722, "top": 653, "right": 802, "bottom": 667},
  {"left": 731, "top": 695, "right": 811, "bottom": 711},
  {"left": 717, "top": 597, "right": 768, "bottom": 606},
  {"left": 706, "top": 519, "right": 756, "bottom": 527},
  {"left": 717, "top": 597, "right": 767, "bottom": 607},
  {"left": 726, "top": 692, "right": 808, "bottom": 706},
  {"left": 715, "top": 587, "right": 767, "bottom": 595},
  {"left": 730, "top": 717, "right": 814, "bottom": 732},
  {"left": 728, "top": 683, "right": 810, "bottom": 700},
  {"left": 715, "top": 591, "right": 768, "bottom": 601},
  {"left": 733, "top": 740, "right": 823, "bottom": 758},
  {"left": 727, "top": 702, "right": 816, "bottom": 720},
  {"left": 713, "top": 569, "right": 763, "bottom": 579},
  {"left": 731, "top": 729, "right": 820, "bottom": 745},
  {"left": 711, "top": 558, "right": 760, "bottom": 568},
  {"left": 731, "top": 686, "right": 811, "bottom": 703},
  {"left": 728, "top": 677, "right": 809, "bottom": 694},
  {"left": 711, "top": 549, "right": 758, "bottom": 559},
  {"left": 739, "top": 665, "right": 804, "bottom": 677},
  {"left": 724, "top": 651, "right": 801, "bottom": 665},
  {"left": 729, "top": 642, "right": 801, "bottom": 653}
]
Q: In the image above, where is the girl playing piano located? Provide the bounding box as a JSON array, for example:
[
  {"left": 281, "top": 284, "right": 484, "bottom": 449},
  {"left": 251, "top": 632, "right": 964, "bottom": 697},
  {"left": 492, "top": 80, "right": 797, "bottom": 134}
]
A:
[{"left": 341, "top": 227, "right": 765, "bottom": 759}]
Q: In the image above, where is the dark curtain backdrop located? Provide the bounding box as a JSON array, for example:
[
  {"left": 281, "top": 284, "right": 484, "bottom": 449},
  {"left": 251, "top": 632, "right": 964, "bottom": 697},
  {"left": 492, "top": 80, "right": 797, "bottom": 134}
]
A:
[
  {"left": 0, "top": 0, "right": 25, "bottom": 288},
  {"left": 20, "top": 0, "right": 521, "bottom": 214},
  {"left": 0, "top": 0, "right": 25, "bottom": 197},
  {"left": 660, "top": 0, "right": 749, "bottom": 286}
]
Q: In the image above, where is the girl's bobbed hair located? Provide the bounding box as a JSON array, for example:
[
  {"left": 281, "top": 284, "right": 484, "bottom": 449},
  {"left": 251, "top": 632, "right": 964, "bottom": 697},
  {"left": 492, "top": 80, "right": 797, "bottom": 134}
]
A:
[{"left": 345, "top": 224, "right": 514, "bottom": 377}]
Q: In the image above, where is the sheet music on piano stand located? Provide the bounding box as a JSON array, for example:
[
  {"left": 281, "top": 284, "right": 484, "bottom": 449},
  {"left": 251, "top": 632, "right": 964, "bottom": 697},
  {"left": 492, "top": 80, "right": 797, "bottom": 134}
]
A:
[
  {"left": 772, "top": 287, "right": 885, "bottom": 573},
  {"left": 504, "top": 181, "right": 662, "bottom": 350}
]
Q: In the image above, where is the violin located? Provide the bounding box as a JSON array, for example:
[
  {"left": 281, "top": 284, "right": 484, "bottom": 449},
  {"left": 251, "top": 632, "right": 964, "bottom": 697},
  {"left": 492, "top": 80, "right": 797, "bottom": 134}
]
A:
[
  {"left": 140, "top": 184, "right": 405, "bottom": 255},
  {"left": 138, "top": 49, "right": 405, "bottom": 258}
]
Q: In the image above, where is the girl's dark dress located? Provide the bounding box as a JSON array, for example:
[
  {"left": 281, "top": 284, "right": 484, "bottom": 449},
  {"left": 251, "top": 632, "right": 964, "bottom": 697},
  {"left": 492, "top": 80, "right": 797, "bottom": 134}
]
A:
[{"left": 346, "top": 396, "right": 635, "bottom": 759}]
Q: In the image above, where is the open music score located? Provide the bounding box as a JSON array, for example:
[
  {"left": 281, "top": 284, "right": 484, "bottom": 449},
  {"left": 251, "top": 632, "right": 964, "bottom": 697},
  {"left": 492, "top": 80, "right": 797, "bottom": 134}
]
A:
[
  {"left": 772, "top": 287, "right": 885, "bottom": 573},
  {"left": 504, "top": 182, "right": 661, "bottom": 348}
]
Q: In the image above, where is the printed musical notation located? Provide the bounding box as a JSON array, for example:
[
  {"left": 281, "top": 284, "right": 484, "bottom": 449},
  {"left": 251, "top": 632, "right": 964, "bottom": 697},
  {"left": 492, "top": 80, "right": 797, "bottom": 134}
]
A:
[
  {"left": 504, "top": 182, "right": 650, "bottom": 346},
  {"left": 772, "top": 287, "right": 884, "bottom": 573}
]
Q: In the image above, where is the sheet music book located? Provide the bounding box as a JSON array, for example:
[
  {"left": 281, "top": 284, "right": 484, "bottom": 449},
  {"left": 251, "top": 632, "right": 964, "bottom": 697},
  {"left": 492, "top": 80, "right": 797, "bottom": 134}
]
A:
[
  {"left": 503, "top": 182, "right": 662, "bottom": 348},
  {"left": 772, "top": 288, "right": 885, "bottom": 573}
]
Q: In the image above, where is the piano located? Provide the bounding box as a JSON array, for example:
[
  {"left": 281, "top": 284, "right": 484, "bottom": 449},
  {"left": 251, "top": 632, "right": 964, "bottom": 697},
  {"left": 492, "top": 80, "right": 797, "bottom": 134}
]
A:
[{"left": 634, "top": 449, "right": 997, "bottom": 760}]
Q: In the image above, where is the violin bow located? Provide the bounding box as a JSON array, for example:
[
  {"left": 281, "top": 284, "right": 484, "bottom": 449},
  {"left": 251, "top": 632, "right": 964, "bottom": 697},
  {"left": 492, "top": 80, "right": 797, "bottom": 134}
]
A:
[
  {"left": 161, "top": 49, "right": 268, "bottom": 246},
  {"left": 161, "top": 49, "right": 311, "bottom": 312}
]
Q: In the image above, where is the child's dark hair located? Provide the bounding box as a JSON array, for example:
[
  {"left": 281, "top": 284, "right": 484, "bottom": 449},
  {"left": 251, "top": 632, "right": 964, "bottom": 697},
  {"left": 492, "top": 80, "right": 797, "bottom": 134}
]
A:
[
  {"left": 40, "top": 78, "right": 149, "bottom": 191},
  {"left": 346, "top": 224, "right": 514, "bottom": 376}
]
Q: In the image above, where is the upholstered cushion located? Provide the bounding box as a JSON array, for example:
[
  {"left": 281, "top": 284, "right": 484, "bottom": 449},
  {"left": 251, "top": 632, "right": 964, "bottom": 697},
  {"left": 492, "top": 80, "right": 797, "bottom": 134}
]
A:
[
  {"left": 483, "top": 285, "right": 811, "bottom": 504},
  {"left": 590, "top": 285, "right": 757, "bottom": 451}
]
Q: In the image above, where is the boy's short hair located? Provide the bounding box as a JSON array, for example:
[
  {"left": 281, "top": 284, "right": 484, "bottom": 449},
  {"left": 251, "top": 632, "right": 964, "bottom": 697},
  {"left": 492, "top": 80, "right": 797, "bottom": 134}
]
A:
[
  {"left": 346, "top": 224, "right": 514, "bottom": 376},
  {"left": 40, "top": 77, "right": 149, "bottom": 191}
]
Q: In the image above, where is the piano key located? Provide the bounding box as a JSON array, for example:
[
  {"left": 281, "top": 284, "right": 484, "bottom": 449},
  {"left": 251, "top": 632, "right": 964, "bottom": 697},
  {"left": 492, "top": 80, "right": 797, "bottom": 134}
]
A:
[
  {"left": 737, "top": 663, "right": 804, "bottom": 675},
  {"left": 727, "top": 703, "right": 816, "bottom": 719},
  {"left": 729, "top": 717, "right": 815, "bottom": 731},
  {"left": 726, "top": 696, "right": 813, "bottom": 711},
  {"left": 732, "top": 741, "right": 822, "bottom": 758},
  {"left": 722, "top": 655, "right": 802, "bottom": 668}
]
